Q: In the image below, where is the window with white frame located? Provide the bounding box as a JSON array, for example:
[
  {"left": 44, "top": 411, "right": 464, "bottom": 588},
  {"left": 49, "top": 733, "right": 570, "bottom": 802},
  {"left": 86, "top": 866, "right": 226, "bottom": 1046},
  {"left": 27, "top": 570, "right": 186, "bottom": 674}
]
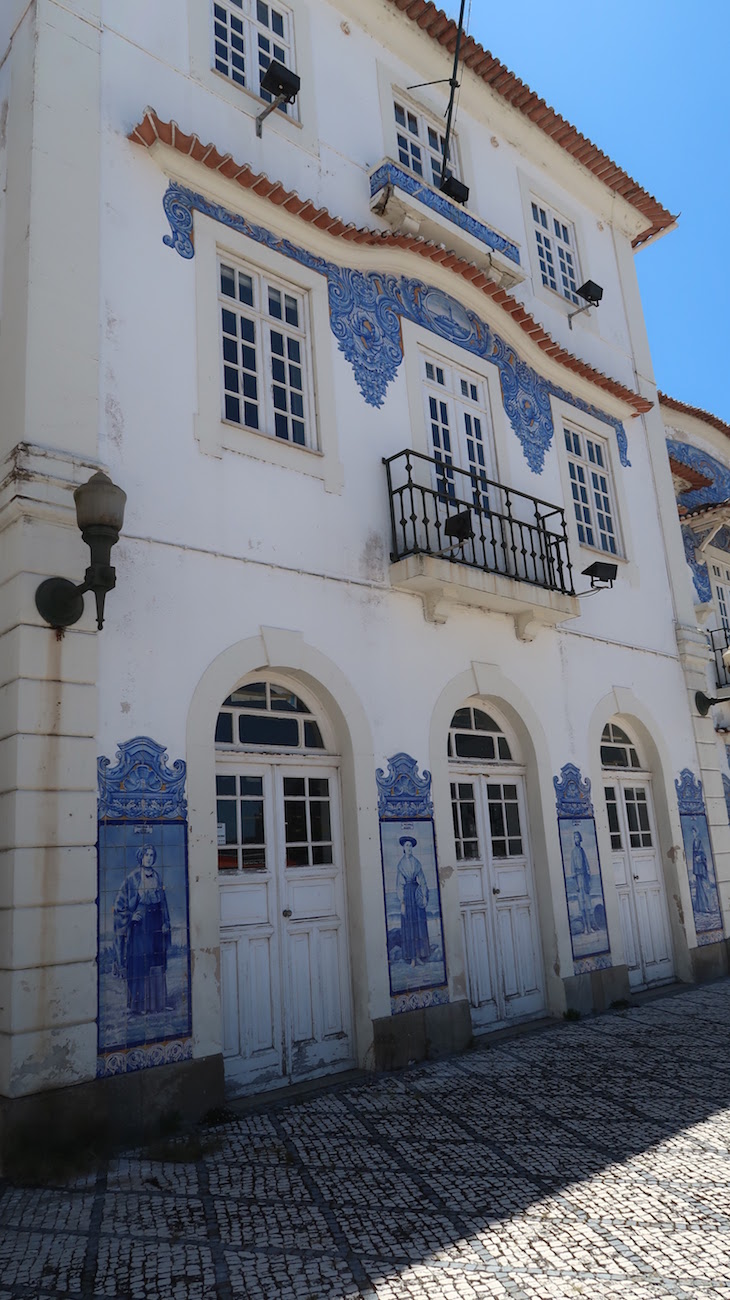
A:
[
  {"left": 219, "top": 257, "right": 314, "bottom": 448},
  {"left": 530, "top": 198, "right": 580, "bottom": 304},
  {"left": 212, "top": 0, "right": 297, "bottom": 116},
  {"left": 711, "top": 562, "right": 730, "bottom": 629},
  {"left": 393, "top": 98, "right": 458, "bottom": 188},
  {"left": 421, "top": 352, "right": 495, "bottom": 509},
  {"left": 563, "top": 425, "right": 619, "bottom": 554}
]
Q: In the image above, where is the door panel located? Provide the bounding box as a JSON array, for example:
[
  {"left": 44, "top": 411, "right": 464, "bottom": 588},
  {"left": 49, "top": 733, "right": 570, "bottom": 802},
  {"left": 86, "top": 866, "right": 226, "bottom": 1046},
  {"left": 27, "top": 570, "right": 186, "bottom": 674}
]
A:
[
  {"left": 219, "top": 760, "right": 353, "bottom": 1092},
  {"left": 604, "top": 777, "right": 674, "bottom": 989},
  {"left": 453, "top": 771, "right": 544, "bottom": 1028}
]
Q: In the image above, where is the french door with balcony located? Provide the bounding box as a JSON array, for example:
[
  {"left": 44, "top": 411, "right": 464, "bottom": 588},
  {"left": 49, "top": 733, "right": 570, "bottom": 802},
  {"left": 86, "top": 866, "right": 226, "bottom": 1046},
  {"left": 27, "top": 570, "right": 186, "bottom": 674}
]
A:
[
  {"left": 604, "top": 776, "right": 674, "bottom": 989},
  {"left": 421, "top": 351, "right": 497, "bottom": 514},
  {"left": 217, "top": 758, "right": 354, "bottom": 1093}
]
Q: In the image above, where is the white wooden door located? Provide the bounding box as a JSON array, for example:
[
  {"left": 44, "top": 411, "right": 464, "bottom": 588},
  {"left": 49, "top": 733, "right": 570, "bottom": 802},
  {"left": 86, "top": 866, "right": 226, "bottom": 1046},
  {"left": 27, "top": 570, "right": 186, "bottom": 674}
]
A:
[
  {"left": 422, "top": 353, "right": 496, "bottom": 511},
  {"left": 217, "top": 761, "right": 353, "bottom": 1093},
  {"left": 451, "top": 773, "right": 544, "bottom": 1030},
  {"left": 604, "top": 778, "right": 674, "bottom": 989}
]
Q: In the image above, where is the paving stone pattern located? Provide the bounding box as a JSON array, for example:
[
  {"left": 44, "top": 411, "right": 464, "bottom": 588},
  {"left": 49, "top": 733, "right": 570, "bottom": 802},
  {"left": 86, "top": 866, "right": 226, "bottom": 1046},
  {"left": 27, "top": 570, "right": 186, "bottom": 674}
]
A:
[{"left": 3, "top": 982, "right": 730, "bottom": 1297}]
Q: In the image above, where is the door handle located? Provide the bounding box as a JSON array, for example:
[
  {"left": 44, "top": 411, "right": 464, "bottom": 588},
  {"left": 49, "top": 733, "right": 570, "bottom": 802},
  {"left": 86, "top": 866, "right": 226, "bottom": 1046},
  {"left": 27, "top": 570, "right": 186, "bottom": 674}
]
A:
[
  {"left": 282, "top": 908, "right": 292, "bottom": 918},
  {"left": 632, "top": 875, "right": 639, "bottom": 882},
  {"left": 492, "top": 887, "right": 501, "bottom": 895}
]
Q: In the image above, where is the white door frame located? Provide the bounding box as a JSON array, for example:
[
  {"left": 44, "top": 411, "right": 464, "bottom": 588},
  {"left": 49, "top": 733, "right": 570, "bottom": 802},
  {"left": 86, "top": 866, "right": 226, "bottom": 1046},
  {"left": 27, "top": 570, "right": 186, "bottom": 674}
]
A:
[{"left": 604, "top": 770, "right": 674, "bottom": 989}]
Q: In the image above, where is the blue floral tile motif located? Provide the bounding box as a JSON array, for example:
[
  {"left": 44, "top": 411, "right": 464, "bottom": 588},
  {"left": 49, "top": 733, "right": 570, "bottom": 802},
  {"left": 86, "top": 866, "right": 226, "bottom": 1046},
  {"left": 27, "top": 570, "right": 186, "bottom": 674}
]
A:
[
  {"left": 97, "top": 737, "right": 192, "bottom": 1078},
  {"left": 681, "top": 524, "right": 712, "bottom": 604},
  {"left": 675, "top": 769, "right": 723, "bottom": 945},
  {"left": 666, "top": 438, "right": 730, "bottom": 511},
  {"left": 391, "top": 986, "right": 449, "bottom": 1015},
  {"left": 555, "top": 763, "right": 611, "bottom": 966},
  {"left": 376, "top": 752, "right": 433, "bottom": 818},
  {"left": 369, "top": 161, "right": 521, "bottom": 265},
  {"left": 553, "top": 762, "right": 594, "bottom": 818},
  {"left": 161, "top": 182, "right": 630, "bottom": 473}
]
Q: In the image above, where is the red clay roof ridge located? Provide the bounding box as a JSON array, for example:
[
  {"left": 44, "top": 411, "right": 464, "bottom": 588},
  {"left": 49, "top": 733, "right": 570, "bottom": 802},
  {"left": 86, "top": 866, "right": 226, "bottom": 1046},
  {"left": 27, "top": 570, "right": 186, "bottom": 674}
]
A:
[
  {"left": 659, "top": 392, "right": 730, "bottom": 440},
  {"left": 386, "top": 0, "right": 677, "bottom": 247},
  {"left": 129, "top": 108, "right": 653, "bottom": 418}
]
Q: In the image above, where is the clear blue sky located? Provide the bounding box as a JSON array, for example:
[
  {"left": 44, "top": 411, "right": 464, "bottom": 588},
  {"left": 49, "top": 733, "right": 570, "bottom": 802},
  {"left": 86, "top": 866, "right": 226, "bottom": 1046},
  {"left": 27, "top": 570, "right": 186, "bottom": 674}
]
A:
[{"left": 439, "top": 0, "right": 730, "bottom": 422}]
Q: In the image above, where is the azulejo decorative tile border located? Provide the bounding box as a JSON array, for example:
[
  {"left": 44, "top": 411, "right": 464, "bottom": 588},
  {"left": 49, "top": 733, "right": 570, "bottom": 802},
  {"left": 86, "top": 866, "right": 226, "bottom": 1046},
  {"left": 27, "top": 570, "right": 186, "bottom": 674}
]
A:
[
  {"left": 667, "top": 438, "right": 730, "bottom": 512},
  {"left": 554, "top": 763, "right": 611, "bottom": 968},
  {"left": 675, "top": 769, "right": 724, "bottom": 946},
  {"left": 681, "top": 523, "right": 712, "bottom": 603},
  {"left": 369, "top": 161, "right": 521, "bottom": 265},
  {"left": 161, "top": 181, "right": 630, "bottom": 474},
  {"left": 97, "top": 1038, "right": 193, "bottom": 1077},
  {"left": 391, "top": 986, "right": 450, "bottom": 1014}
]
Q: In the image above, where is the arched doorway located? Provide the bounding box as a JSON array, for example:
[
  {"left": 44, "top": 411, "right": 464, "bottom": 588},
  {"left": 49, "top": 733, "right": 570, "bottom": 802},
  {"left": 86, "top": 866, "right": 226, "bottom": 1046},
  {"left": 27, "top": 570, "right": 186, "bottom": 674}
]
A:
[
  {"left": 215, "top": 675, "right": 354, "bottom": 1092},
  {"left": 448, "top": 701, "right": 545, "bottom": 1030},
  {"left": 601, "top": 720, "right": 674, "bottom": 989}
]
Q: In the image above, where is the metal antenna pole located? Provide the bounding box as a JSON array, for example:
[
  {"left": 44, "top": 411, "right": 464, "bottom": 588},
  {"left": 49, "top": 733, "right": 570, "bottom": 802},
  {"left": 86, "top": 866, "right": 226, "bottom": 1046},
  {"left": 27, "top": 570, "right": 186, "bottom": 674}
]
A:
[{"left": 439, "top": 0, "right": 466, "bottom": 188}]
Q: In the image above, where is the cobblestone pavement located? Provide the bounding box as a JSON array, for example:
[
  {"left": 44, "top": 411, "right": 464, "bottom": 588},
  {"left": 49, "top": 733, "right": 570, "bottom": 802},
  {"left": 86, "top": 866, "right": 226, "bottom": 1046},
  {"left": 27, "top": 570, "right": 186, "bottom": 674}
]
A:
[{"left": 4, "top": 982, "right": 730, "bottom": 1298}]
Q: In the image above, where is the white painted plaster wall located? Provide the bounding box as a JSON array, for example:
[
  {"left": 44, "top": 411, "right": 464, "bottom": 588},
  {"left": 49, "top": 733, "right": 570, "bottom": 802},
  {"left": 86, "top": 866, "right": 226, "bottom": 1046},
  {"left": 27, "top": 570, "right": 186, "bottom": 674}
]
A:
[{"left": 1, "top": 0, "right": 721, "bottom": 1101}]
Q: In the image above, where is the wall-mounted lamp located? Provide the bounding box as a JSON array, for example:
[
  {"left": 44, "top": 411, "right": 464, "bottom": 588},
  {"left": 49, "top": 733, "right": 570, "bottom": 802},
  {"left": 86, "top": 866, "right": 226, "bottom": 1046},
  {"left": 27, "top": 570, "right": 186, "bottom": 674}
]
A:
[
  {"left": 576, "top": 560, "right": 618, "bottom": 596},
  {"left": 35, "top": 471, "right": 127, "bottom": 632},
  {"left": 440, "top": 172, "right": 470, "bottom": 206},
  {"left": 255, "top": 60, "right": 301, "bottom": 137},
  {"left": 437, "top": 508, "right": 474, "bottom": 555},
  {"left": 696, "top": 690, "right": 722, "bottom": 717},
  {"left": 568, "top": 280, "right": 603, "bottom": 329}
]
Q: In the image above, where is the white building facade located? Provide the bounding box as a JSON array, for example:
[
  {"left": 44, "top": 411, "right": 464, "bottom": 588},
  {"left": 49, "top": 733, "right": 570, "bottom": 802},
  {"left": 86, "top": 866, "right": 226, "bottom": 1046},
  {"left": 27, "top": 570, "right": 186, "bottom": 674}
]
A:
[{"left": 1, "top": 0, "right": 728, "bottom": 1159}]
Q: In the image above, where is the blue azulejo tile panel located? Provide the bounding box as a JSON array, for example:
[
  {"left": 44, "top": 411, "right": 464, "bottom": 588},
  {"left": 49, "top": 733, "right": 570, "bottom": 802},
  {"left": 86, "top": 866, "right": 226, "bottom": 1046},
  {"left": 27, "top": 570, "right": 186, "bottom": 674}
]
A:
[
  {"left": 161, "top": 181, "right": 630, "bottom": 474},
  {"left": 554, "top": 764, "right": 611, "bottom": 966},
  {"left": 666, "top": 438, "right": 730, "bottom": 513},
  {"left": 376, "top": 754, "right": 448, "bottom": 1013},
  {"left": 675, "top": 769, "right": 723, "bottom": 947},
  {"left": 97, "top": 737, "right": 192, "bottom": 1076},
  {"left": 681, "top": 524, "right": 712, "bottom": 603},
  {"left": 368, "top": 161, "right": 521, "bottom": 265}
]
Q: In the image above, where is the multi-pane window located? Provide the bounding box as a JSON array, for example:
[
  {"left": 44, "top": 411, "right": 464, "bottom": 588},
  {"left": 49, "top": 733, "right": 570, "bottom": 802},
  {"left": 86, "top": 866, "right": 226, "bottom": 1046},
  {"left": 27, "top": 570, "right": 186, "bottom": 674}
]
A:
[
  {"left": 213, "top": 0, "right": 297, "bottom": 116},
  {"left": 422, "top": 355, "right": 492, "bottom": 510},
  {"left": 711, "top": 564, "right": 730, "bottom": 629},
  {"left": 564, "top": 426, "right": 618, "bottom": 554},
  {"left": 486, "top": 783, "right": 523, "bottom": 858},
  {"left": 600, "top": 723, "right": 641, "bottom": 770},
  {"left": 448, "top": 707, "right": 512, "bottom": 762},
  {"left": 531, "top": 199, "right": 580, "bottom": 304},
  {"left": 219, "top": 259, "right": 312, "bottom": 447},
  {"left": 215, "top": 682, "right": 325, "bottom": 750},
  {"left": 283, "top": 776, "right": 333, "bottom": 866},
  {"left": 451, "top": 781, "right": 480, "bottom": 860},
  {"left": 393, "top": 99, "right": 457, "bottom": 189},
  {"left": 623, "top": 787, "right": 653, "bottom": 849},
  {"left": 216, "top": 773, "right": 266, "bottom": 870}
]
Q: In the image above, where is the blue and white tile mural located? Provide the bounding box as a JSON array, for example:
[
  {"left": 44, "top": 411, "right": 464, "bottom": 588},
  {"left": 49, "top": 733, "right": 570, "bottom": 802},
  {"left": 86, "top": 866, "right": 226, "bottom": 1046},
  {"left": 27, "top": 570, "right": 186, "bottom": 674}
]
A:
[
  {"left": 675, "top": 768, "right": 723, "bottom": 947},
  {"left": 376, "top": 753, "right": 448, "bottom": 1013},
  {"left": 97, "top": 737, "right": 192, "bottom": 1077},
  {"left": 161, "top": 181, "right": 631, "bottom": 474},
  {"left": 555, "top": 763, "right": 611, "bottom": 968}
]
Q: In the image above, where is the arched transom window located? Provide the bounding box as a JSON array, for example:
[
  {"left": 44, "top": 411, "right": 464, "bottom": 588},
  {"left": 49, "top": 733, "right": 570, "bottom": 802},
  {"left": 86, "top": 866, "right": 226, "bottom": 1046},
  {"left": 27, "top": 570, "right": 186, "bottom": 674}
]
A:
[
  {"left": 448, "top": 706, "right": 514, "bottom": 762},
  {"left": 600, "top": 722, "right": 642, "bottom": 770},
  {"left": 215, "top": 680, "right": 326, "bottom": 751}
]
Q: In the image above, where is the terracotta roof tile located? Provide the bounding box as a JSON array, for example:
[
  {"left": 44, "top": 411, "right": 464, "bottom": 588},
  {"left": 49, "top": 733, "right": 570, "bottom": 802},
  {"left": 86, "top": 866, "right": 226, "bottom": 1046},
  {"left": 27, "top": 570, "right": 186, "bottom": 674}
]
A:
[
  {"left": 386, "top": 0, "right": 676, "bottom": 247},
  {"left": 130, "top": 108, "right": 652, "bottom": 417},
  {"left": 668, "top": 455, "right": 713, "bottom": 491},
  {"left": 660, "top": 392, "right": 730, "bottom": 440}
]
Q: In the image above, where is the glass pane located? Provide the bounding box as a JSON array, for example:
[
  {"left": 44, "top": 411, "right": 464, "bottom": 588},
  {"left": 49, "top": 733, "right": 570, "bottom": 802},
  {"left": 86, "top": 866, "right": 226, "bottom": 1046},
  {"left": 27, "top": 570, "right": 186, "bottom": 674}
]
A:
[
  {"left": 241, "top": 805, "right": 265, "bottom": 845},
  {"left": 218, "top": 849, "right": 238, "bottom": 871},
  {"left": 488, "top": 801, "right": 505, "bottom": 839},
  {"left": 284, "top": 777, "right": 306, "bottom": 796},
  {"left": 287, "top": 845, "right": 309, "bottom": 867},
  {"left": 216, "top": 800, "right": 236, "bottom": 844},
  {"left": 455, "top": 733, "right": 495, "bottom": 760},
  {"left": 215, "top": 712, "right": 233, "bottom": 744},
  {"left": 269, "top": 684, "right": 309, "bottom": 713},
  {"left": 304, "top": 721, "right": 324, "bottom": 749},
  {"left": 226, "top": 683, "right": 266, "bottom": 708},
  {"left": 308, "top": 778, "right": 329, "bottom": 797},
  {"left": 310, "top": 801, "right": 332, "bottom": 842},
  {"left": 239, "top": 776, "right": 263, "bottom": 796},
  {"left": 216, "top": 774, "right": 236, "bottom": 796},
  {"left": 497, "top": 737, "right": 512, "bottom": 761},
  {"left": 312, "top": 844, "right": 333, "bottom": 865},
  {"left": 473, "top": 710, "right": 499, "bottom": 731},
  {"left": 451, "top": 708, "right": 472, "bottom": 729},
  {"left": 242, "top": 846, "right": 266, "bottom": 869},
  {"left": 284, "top": 799, "right": 307, "bottom": 842},
  {"left": 239, "top": 715, "right": 299, "bottom": 746},
  {"left": 460, "top": 802, "right": 477, "bottom": 840}
]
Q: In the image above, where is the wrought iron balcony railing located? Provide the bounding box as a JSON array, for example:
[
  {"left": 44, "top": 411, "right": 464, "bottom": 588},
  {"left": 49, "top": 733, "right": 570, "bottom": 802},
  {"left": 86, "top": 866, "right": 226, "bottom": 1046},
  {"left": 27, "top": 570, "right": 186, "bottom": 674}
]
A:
[
  {"left": 384, "top": 449, "right": 575, "bottom": 597},
  {"left": 708, "top": 626, "right": 730, "bottom": 689}
]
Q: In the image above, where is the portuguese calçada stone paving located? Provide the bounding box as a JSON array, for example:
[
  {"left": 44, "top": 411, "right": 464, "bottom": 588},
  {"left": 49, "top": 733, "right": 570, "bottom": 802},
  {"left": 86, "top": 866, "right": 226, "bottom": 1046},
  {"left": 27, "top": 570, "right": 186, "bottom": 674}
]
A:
[{"left": 3, "top": 980, "right": 730, "bottom": 1298}]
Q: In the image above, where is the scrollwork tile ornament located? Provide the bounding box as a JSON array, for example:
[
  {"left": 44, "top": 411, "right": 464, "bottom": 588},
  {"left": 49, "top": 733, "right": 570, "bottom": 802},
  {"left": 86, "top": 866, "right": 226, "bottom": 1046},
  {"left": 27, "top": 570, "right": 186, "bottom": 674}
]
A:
[
  {"left": 675, "top": 768, "right": 705, "bottom": 817},
  {"left": 553, "top": 762, "right": 594, "bottom": 818},
  {"left": 666, "top": 438, "right": 730, "bottom": 512},
  {"left": 376, "top": 752, "right": 433, "bottom": 819},
  {"left": 98, "top": 736, "right": 187, "bottom": 820},
  {"left": 681, "top": 524, "right": 712, "bottom": 604},
  {"left": 161, "top": 182, "right": 630, "bottom": 472}
]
